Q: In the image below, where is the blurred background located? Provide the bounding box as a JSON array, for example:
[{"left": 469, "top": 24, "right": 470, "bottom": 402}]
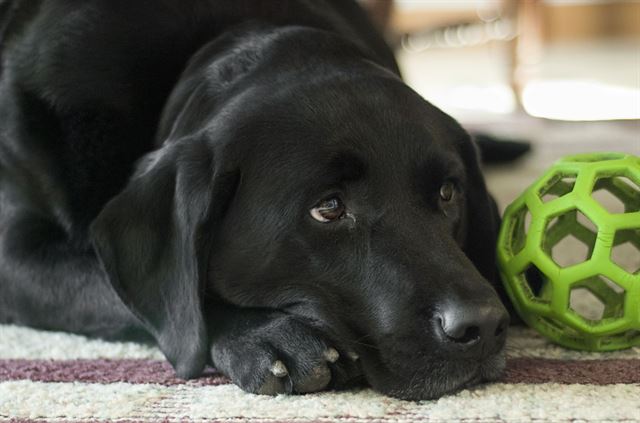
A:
[{"left": 360, "top": 0, "right": 639, "bottom": 208}]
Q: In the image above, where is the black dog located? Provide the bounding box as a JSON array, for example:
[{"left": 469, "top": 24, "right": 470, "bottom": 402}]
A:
[{"left": 0, "top": 0, "right": 514, "bottom": 400}]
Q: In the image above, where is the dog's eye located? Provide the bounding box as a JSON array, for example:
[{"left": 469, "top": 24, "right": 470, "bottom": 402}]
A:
[
  {"left": 439, "top": 182, "right": 455, "bottom": 202},
  {"left": 310, "top": 197, "right": 345, "bottom": 222}
]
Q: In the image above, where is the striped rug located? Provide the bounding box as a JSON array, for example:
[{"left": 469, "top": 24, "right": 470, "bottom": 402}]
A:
[{"left": 1, "top": 324, "right": 638, "bottom": 422}]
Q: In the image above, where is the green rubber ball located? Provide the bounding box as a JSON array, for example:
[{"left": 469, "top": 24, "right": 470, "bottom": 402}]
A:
[{"left": 497, "top": 152, "right": 640, "bottom": 351}]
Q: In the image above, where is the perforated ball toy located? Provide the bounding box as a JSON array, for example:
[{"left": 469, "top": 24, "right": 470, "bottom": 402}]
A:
[{"left": 497, "top": 152, "right": 640, "bottom": 351}]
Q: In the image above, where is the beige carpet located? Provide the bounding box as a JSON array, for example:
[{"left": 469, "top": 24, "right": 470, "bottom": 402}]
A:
[{"left": 1, "top": 323, "right": 639, "bottom": 422}]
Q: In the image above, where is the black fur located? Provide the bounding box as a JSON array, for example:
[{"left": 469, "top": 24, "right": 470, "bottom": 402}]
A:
[{"left": 0, "top": 0, "right": 513, "bottom": 400}]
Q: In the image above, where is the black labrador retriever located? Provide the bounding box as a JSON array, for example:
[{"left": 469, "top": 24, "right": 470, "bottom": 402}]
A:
[{"left": 0, "top": 0, "right": 515, "bottom": 400}]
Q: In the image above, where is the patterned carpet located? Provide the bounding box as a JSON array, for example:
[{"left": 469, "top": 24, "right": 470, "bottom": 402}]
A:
[{"left": 1, "top": 324, "right": 639, "bottom": 422}]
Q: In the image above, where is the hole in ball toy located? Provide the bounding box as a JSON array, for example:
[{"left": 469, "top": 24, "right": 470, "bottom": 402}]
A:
[
  {"left": 524, "top": 210, "right": 532, "bottom": 234},
  {"left": 575, "top": 211, "right": 598, "bottom": 233},
  {"left": 592, "top": 176, "right": 640, "bottom": 214},
  {"left": 592, "top": 189, "right": 626, "bottom": 214},
  {"left": 598, "top": 275, "right": 625, "bottom": 295},
  {"left": 552, "top": 235, "right": 590, "bottom": 267},
  {"left": 539, "top": 173, "right": 577, "bottom": 203},
  {"left": 569, "top": 275, "right": 625, "bottom": 323},
  {"left": 544, "top": 210, "right": 596, "bottom": 268},
  {"left": 506, "top": 205, "right": 532, "bottom": 256},
  {"left": 611, "top": 229, "right": 640, "bottom": 274},
  {"left": 569, "top": 288, "right": 605, "bottom": 321},
  {"left": 521, "top": 264, "right": 550, "bottom": 301}
]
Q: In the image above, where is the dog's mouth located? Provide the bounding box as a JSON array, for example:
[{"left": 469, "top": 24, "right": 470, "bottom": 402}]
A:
[
  {"left": 357, "top": 347, "right": 507, "bottom": 401},
  {"left": 451, "top": 351, "right": 507, "bottom": 392}
]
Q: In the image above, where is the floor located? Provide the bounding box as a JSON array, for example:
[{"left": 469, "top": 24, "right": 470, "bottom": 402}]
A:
[
  {"left": 395, "top": 37, "right": 640, "bottom": 210},
  {"left": 396, "top": 39, "right": 640, "bottom": 121},
  {"left": 2, "top": 323, "right": 639, "bottom": 422}
]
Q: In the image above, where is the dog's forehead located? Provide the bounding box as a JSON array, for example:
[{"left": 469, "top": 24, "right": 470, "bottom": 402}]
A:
[
  {"left": 252, "top": 87, "right": 466, "bottom": 176},
  {"left": 254, "top": 75, "right": 457, "bottom": 140},
  {"left": 224, "top": 72, "right": 471, "bottom": 195}
]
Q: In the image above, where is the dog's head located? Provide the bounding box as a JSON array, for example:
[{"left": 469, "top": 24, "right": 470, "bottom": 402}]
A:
[{"left": 91, "top": 28, "right": 508, "bottom": 400}]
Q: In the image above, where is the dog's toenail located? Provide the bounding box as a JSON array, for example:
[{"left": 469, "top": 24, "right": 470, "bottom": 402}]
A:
[
  {"left": 324, "top": 348, "right": 339, "bottom": 363},
  {"left": 270, "top": 360, "right": 288, "bottom": 377},
  {"left": 347, "top": 351, "right": 359, "bottom": 361}
]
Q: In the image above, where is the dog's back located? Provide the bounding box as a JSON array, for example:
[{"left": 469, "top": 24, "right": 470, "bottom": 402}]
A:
[{"left": 0, "top": 0, "right": 395, "bottom": 225}]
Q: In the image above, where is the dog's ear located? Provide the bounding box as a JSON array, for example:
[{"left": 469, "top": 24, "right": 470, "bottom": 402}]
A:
[
  {"left": 458, "top": 136, "right": 501, "bottom": 284},
  {"left": 90, "top": 138, "right": 238, "bottom": 378}
]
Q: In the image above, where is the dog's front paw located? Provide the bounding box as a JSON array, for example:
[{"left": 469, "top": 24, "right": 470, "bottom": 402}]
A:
[{"left": 210, "top": 314, "right": 361, "bottom": 395}]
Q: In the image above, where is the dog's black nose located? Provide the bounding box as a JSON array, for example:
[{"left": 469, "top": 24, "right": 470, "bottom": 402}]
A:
[{"left": 436, "top": 301, "right": 509, "bottom": 358}]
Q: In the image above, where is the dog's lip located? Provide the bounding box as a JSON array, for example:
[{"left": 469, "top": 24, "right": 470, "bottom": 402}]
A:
[
  {"left": 365, "top": 347, "right": 507, "bottom": 400},
  {"left": 429, "top": 352, "right": 506, "bottom": 397},
  {"left": 477, "top": 349, "right": 507, "bottom": 381}
]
